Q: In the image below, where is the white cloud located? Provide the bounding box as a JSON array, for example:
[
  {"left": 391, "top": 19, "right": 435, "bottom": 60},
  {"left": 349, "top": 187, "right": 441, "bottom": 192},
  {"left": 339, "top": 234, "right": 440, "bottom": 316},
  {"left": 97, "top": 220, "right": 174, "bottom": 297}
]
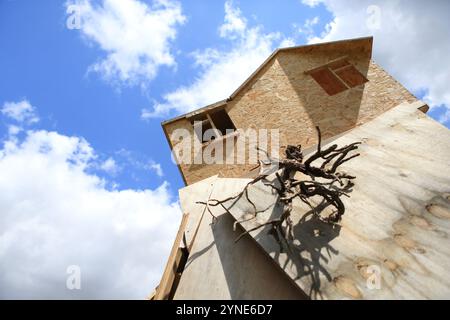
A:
[
  {"left": 146, "top": 161, "right": 164, "bottom": 177},
  {"left": 292, "top": 16, "right": 319, "bottom": 42},
  {"left": 300, "top": 0, "right": 321, "bottom": 7},
  {"left": 438, "top": 108, "right": 450, "bottom": 124},
  {"left": 0, "top": 128, "right": 180, "bottom": 299},
  {"left": 219, "top": 1, "right": 247, "bottom": 39},
  {"left": 7, "top": 125, "right": 22, "bottom": 137},
  {"left": 142, "top": 0, "right": 291, "bottom": 118},
  {"left": 99, "top": 157, "right": 119, "bottom": 175},
  {"left": 113, "top": 148, "right": 164, "bottom": 179},
  {"left": 306, "top": 16, "right": 319, "bottom": 27},
  {"left": 279, "top": 37, "right": 296, "bottom": 48},
  {"left": 1, "top": 100, "right": 39, "bottom": 124},
  {"left": 301, "top": 0, "right": 450, "bottom": 111},
  {"left": 67, "top": 0, "right": 186, "bottom": 86}
]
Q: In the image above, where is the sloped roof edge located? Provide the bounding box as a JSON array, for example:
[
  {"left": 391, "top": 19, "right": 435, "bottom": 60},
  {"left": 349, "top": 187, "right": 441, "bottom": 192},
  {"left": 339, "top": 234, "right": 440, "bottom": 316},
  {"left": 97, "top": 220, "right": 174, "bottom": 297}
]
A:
[{"left": 161, "top": 36, "right": 373, "bottom": 126}]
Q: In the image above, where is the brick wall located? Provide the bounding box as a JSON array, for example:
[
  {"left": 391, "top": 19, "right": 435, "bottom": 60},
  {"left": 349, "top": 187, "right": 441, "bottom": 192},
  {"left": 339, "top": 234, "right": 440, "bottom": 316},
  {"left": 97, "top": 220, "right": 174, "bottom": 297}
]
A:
[{"left": 164, "top": 46, "right": 417, "bottom": 185}]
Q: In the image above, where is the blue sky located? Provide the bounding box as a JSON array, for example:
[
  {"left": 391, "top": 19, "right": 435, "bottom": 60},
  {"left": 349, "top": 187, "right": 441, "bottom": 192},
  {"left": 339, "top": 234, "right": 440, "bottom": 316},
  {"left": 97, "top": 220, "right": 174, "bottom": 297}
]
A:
[
  {"left": 0, "top": 0, "right": 332, "bottom": 193},
  {"left": 0, "top": 0, "right": 449, "bottom": 299}
]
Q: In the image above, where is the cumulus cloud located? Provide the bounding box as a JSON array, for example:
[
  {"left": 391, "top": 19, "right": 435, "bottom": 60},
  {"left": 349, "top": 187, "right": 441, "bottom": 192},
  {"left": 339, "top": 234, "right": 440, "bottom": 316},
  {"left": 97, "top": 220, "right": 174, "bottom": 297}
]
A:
[
  {"left": 142, "top": 0, "right": 292, "bottom": 118},
  {"left": 113, "top": 148, "right": 165, "bottom": 180},
  {"left": 301, "top": 0, "right": 450, "bottom": 111},
  {"left": 300, "top": 0, "right": 322, "bottom": 7},
  {"left": 219, "top": 0, "right": 247, "bottom": 39},
  {"left": 0, "top": 122, "right": 180, "bottom": 298},
  {"left": 436, "top": 107, "right": 450, "bottom": 125},
  {"left": 67, "top": 0, "right": 186, "bottom": 86},
  {"left": 1, "top": 99, "right": 39, "bottom": 124},
  {"left": 146, "top": 160, "right": 164, "bottom": 177},
  {"left": 293, "top": 16, "right": 320, "bottom": 42},
  {"left": 7, "top": 125, "right": 22, "bottom": 137},
  {"left": 99, "top": 157, "right": 119, "bottom": 175}
]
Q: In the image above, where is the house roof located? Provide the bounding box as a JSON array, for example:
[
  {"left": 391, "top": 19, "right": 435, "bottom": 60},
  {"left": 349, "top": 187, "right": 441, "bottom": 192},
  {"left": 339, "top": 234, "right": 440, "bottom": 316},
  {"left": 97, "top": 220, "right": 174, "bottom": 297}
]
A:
[{"left": 161, "top": 36, "right": 373, "bottom": 126}]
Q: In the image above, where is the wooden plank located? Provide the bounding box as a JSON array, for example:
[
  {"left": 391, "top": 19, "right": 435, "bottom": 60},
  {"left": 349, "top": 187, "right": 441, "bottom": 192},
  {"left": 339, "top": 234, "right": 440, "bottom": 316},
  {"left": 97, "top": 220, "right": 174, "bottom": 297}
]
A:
[
  {"left": 334, "top": 65, "right": 368, "bottom": 88},
  {"left": 329, "top": 60, "right": 351, "bottom": 71},
  {"left": 179, "top": 175, "right": 218, "bottom": 249},
  {"left": 154, "top": 213, "right": 190, "bottom": 300},
  {"left": 152, "top": 176, "right": 217, "bottom": 299},
  {"left": 310, "top": 68, "right": 348, "bottom": 96},
  {"left": 221, "top": 101, "right": 450, "bottom": 299},
  {"left": 304, "top": 55, "right": 348, "bottom": 75},
  {"left": 146, "top": 288, "right": 156, "bottom": 300},
  {"left": 174, "top": 178, "right": 306, "bottom": 300}
]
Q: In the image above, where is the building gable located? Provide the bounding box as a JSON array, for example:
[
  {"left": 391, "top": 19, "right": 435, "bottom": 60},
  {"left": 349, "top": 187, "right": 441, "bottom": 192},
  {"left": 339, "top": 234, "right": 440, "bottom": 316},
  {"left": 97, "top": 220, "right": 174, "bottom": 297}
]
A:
[{"left": 162, "top": 36, "right": 418, "bottom": 185}]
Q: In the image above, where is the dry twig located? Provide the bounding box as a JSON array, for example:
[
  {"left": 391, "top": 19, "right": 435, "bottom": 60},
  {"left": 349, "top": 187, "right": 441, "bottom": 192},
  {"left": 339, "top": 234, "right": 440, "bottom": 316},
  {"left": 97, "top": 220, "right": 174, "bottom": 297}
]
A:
[{"left": 198, "top": 126, "right": 360, "bottom": 244}]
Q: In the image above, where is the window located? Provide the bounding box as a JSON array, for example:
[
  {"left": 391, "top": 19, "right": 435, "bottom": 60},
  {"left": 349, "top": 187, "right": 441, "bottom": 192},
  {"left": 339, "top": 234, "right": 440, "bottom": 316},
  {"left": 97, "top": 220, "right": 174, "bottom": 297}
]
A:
[
  {"left": 306, "top": 58, "right": 368, "bottom": 96},
  {"left": 190, "top": 114, "right": 214, "bottom": 143},
  {"left": 310, "top": 68, "right": 348, "bottom": 96},
  {"left": 334, "top": 64, "right": 368, "bottom": 88},
  {"left": 189, "top": 108, "right": 236, "bottom": 143},
  {"left": 209, "top": 109, "right": 236, "bottom": 135}
]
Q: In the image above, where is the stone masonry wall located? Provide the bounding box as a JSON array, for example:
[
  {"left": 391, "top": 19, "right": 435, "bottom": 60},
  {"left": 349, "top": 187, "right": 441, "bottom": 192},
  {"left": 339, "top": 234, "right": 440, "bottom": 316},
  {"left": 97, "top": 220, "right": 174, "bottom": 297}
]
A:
[{"left": 165, "top": 46, "right": 418, "bottom": 185}]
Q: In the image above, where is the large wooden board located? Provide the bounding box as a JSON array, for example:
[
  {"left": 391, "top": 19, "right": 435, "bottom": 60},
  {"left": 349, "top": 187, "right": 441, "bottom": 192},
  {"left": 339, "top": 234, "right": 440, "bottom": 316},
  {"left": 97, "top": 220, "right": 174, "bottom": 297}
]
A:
[
  {"left": 174, "top": 178, "right": 305, "bottom": 299},
  {"left": 218, "top": 102, "right": 450, "bottom": 299},
  {"left": 179, "top": 175, "right": 218, "bottom": 249}
]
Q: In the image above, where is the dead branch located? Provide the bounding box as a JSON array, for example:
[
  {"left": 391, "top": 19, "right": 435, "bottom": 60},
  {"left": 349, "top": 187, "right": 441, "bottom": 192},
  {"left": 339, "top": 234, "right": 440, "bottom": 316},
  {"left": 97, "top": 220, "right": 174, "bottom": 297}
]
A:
[{"left": 200, "top": 126, "right": 360, "bottom": 244}]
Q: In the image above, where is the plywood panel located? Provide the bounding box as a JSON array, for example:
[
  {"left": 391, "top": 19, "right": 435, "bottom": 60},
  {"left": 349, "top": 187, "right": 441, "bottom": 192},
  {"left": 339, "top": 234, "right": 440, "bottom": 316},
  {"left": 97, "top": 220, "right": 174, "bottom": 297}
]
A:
[
  {"left": 179, "top": 175, "right": 218, "bottom": 248},
  {"left": 174, "top": 178, "right": 305, "bottom": 300},
  {"left": 217, "top": 102, "right": 450, "bottom": 299},
  {"left": 155, "top": 213, "right": 190, "bottom": 300}
]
